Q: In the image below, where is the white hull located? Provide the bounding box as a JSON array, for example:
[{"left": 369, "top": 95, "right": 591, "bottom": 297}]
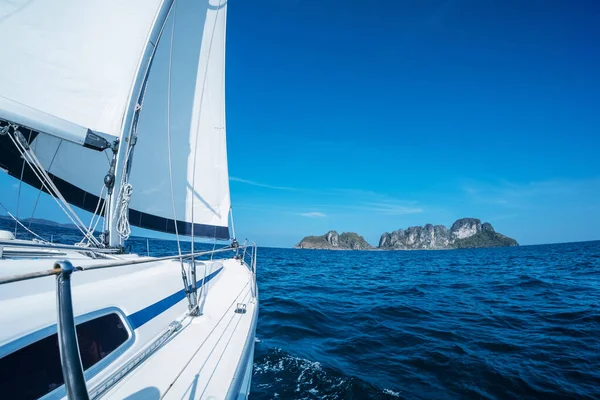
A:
[{"left": 0, "top": 239, "right": 258, "bottom": 399}]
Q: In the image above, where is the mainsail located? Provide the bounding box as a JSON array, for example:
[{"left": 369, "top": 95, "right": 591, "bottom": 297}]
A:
[
  {"left": 0, "top": 0, "right": 174, "bottom": 226},
  {"left": 128, "top": 0, "right": 230, "bottom": 240}
]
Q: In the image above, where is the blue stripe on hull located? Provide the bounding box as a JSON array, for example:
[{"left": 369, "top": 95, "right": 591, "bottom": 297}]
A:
[{"left": 128, "top": 267, "right": 224, "bottom": 329}]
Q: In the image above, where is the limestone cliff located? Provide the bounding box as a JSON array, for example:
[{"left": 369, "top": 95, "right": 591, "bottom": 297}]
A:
[
  {"left": 295, "top": 230, "right": 373, "bottom": 250},
  {"left": 378, "top": 218, "right": 518, "bottom": 250}
]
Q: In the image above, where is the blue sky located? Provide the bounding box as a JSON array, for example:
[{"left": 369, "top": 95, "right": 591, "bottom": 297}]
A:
[{"left": 2, "top": 0, "right": 599, "bottom": 247}]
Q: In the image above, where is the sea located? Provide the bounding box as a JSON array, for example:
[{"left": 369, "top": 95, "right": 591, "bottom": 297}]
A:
[{"left": 3, "top": 220, "right": 600, "bottom": 399}]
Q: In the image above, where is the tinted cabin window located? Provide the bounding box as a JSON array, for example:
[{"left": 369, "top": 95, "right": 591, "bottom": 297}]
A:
[{"left": 0, "top": 313, "right": 129, "bottom": 400}]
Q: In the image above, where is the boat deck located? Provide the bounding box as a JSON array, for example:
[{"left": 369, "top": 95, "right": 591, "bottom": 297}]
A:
[
  {"left": 0, "top": 239, "right": 257, "bottom": 400},
  {"left": 108, "top": 257, "right": 257, "bottom": 399}
]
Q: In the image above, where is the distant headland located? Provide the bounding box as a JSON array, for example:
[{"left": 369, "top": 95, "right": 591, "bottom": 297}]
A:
[
  {"left": 295, "top": 218, "right": 518, "bottom": 250},
  {"left": 0, "top": 215, "right": 77, "bottom": 230}
]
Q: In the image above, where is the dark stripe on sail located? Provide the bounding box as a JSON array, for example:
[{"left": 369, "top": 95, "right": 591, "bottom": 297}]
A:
[
  {"left": 0, "top": 131, "right": 230, "bottom": 240},
  {"left": 128, "top": 209, "right": 230, "bottom": 239}
]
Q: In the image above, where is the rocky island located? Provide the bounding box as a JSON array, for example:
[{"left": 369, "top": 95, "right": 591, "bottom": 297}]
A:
[
  {"left": 295, "top": 218, "right": 518, "bottom": 250},
  {"left": 295, "top": 231, "right": 373, "bottom": 250},
  {"left": 379, "top": 218, "right": 518, "bottom": 250}
]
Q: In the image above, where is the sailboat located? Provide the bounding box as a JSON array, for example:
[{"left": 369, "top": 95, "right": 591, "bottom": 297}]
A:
[{"left": 0, "top": 0, "right": 258, "bottom": 399}]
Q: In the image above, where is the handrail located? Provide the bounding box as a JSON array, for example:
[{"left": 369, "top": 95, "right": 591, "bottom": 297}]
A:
[
  {"left": 80, "top": 246, "right": 237, "bottom": 271},
  {"left": 0, "top": 240, "right": 119, "bottom": 254},
  {"left": 239, "top": 242, "right": 258, "bottom": 299},
  {"left": 55, "top": 260, "right": 90, "bottom": 399},
  {"left": 0, "top": 245, "right": 254, "bottom": 285}
]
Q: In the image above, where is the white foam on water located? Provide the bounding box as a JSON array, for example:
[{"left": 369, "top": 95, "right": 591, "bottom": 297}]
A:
[{"left": 383, "top": 388, "right": 401, "bottom": 397}]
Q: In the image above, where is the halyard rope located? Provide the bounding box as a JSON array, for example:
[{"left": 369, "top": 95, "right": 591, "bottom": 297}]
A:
[{"left": 112, "top": 140, "right": 134, "bottom": 241}]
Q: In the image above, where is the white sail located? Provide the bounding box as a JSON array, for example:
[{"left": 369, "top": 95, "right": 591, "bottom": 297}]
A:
[
  {"left": 0, "top": 0, "right": 172, "bottom": 214},
  {"left": 0, "top": 0, "right": 168, "bottom": 139},
  {"left": 128, "top": 0, "right": 230, "bottom": 239}
]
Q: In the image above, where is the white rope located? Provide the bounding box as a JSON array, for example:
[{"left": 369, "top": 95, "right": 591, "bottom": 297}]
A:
[
  {"left": 112, "top": 141, "right": 135, "bottom": 242},
  {"left": 115, "top": 183, "right": 133, "bottom": 240},
  {"left": 77, "top": 184, "right": 107, "bottom": 247},
  {"left": 91, "top": 198, "right": 106, "bottom": 237}
]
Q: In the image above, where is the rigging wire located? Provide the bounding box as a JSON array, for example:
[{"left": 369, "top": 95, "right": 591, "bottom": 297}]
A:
[
  {"left": 14, "top": 130, "right": 32, "bottom": 237},
  {"left": 166, "top": 0, "right": 183, "bottom": 260},
  {"left": 164, "top": 0, "right": 196, "bottom": 312},
  {"left": 23, "top": 142, "right": 100, "bottom": 246},
  {"left": 229, "top": 206, "right": 236, "bottom": 240},
  {"left": 28, "top": 140, "right": 62, "bottom": 229},
  {"left": 7, "top": 128, "right": 101, "bottom": 246},
  {"left": 78, "top": 184, "right": 107, "bottom": 247},
  {"left": 0, "top": 200, "right": 49, "bottom": 243}
]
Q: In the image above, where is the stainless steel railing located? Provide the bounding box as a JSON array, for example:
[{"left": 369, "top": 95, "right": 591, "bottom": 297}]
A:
[
  {"left": 239, "top": 241, "right": 258, "bottom": 298},
  {"left": 0, "top": 244, "right": 252, "bottom": 284},
  {"left": 55, "top": 260, "right": 90, "bottom": 400}
]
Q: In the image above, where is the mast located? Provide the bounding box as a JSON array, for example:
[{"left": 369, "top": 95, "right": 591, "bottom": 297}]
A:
[{"left": 107, "top": 0, "right": 176, "bottom": 248}]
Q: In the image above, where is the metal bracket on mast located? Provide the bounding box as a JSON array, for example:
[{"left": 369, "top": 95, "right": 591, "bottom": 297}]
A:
[
  {"left": 102, "top": 140, "right": 119, "bottom": 247},
  {"left": 104, "top": 139, "right": 120, "bottom": 196}
]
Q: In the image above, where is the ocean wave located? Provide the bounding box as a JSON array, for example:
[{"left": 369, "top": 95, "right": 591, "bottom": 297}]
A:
[{"left": 252, "top": 347, "right": 404, "bottom": 400}]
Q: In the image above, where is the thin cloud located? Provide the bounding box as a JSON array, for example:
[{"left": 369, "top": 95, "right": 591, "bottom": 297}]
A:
[
  {"left": 300, "top": 212, "right": 326, "bottom": 218},
  {"left": 359, "top": 202, "right": 423, "bottom": 215},
  {"left": 229, "top": 176, "right": 298, "bottom": 191},
  {"left": 231, "top": 180, "right": 425, "bottom": 216},
  {"left": 463, "top": 177, "right": 600, "bottom": 209}
]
